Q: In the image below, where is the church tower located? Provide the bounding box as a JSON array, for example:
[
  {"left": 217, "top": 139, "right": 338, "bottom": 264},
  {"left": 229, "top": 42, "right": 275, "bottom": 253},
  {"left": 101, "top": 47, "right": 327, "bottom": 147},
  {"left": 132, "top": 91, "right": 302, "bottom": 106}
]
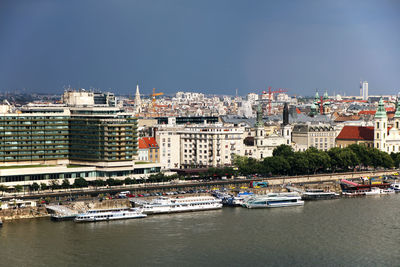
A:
[
  {"left": 394, "top": 99, "right": 400, "bottom": 130},
  {"left": 374, "top": 98, "right": 387, "bottom": 151},
  {"left": 282, "top": 103, "right": 291, "bottom": 145},
  {"left": 254, "top": 104, "right": 264, "bottom": 147},
  {"left": 134, "top": 83, "right": 142, "bottom": 113}
]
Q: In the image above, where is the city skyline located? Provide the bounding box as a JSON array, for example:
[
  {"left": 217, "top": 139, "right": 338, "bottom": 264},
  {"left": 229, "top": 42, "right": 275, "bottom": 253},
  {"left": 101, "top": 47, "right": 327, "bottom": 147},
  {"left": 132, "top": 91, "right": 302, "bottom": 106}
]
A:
[{"left": 0, "top": 0, "right": 399, "bottom": 96}]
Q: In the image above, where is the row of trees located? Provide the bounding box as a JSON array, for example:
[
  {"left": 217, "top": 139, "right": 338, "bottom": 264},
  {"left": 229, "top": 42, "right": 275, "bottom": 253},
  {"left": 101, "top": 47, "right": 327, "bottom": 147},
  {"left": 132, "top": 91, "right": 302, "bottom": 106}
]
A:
[
  {"left": 234, "top": 144, "right": 396, "bottom": 177},
  {"left": 0, "top": 168, "right": 238, "bottom": 194}
]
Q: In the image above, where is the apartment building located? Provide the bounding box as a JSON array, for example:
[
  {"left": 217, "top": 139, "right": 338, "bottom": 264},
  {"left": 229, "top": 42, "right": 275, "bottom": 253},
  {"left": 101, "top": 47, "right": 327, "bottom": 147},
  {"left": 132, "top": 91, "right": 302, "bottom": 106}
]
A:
[
  {"left": 156, "top": 125, "right": 244, "bottom": 169},
  {"left": 291, "top": 123, "right": 337, "bottom": 151}
]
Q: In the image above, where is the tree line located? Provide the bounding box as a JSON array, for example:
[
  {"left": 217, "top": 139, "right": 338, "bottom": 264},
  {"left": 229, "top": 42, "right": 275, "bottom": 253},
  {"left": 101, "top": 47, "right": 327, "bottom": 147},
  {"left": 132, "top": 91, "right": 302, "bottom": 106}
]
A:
[{"left": 234, "top": 144, "right": 397, "bottom": 177}]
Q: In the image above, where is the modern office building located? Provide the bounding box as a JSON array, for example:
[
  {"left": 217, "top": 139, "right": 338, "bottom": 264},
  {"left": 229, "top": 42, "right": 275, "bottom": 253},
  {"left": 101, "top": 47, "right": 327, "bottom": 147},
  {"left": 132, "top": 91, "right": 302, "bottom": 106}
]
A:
[
  {"left": 0, "top": 91, "right": 162, "bottom": 186},
  {"left": 362, "top": 81, "right": 369, "bottom": 100}
]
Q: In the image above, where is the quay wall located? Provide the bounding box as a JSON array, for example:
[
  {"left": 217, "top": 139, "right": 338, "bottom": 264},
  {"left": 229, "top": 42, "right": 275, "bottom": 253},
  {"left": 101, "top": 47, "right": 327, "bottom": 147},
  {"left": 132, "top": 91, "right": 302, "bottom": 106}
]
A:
[
  {"left": 0, "top": 206, "right": 49, "bottom": 221},
  {"left": 262, "top": 170, "right": 394, "bottom": 186}
]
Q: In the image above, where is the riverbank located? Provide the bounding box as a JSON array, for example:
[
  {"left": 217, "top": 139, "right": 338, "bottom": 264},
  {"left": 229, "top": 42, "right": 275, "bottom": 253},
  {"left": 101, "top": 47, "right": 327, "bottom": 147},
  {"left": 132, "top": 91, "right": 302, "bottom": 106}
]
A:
[
  {"left": 0, "top": 169, "right": 397, "bottom": 222},
  {"left": 1, "top": 169, "right": 396, "bottom": 200}
]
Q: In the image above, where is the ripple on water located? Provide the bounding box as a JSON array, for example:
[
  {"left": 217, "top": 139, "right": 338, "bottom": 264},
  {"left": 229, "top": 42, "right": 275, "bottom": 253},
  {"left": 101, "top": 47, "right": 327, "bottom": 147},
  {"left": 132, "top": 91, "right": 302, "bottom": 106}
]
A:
[{"left": 1, "top": 195, "right": 400, "bottom": 266}]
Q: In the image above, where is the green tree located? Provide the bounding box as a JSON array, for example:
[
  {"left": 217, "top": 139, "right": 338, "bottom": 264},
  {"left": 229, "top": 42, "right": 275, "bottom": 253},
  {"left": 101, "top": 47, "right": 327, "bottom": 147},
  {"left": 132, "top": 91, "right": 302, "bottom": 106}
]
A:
[
  {"left": 29, "top": 182, "right": 40, "bottom": 192},
  {"left": 15, "top": 185, "right": 23, "bottom": 193},
  {"left": 348, "top": 144, "right": 371, "bottom": 170},
  {"left": 305, "top": 147, "right": 330, "bottom": 174},
  {"left": 124, "top": 178, "right": 134, "bottom": 185},
  {"left": 368, "top": 148, "right": 384, "bottom": 169},
  {"left": 328, "top": 147, "right": 342, "bottom": 172},
  {"left": 289, "top": 152, "right": 309, "bottom": 175},
  {"left": 339, "top": 148, "right": 359, "bottom": 171},
  {"left": 50, "top": 180, "right": 60, "bottom": 191},
  {"left": 40, "top": 183, "right": 49, "bottom": 191},
  {"left": 273, "top": 144, "right": 294, "bottom": 158},
  {"left": 0, "top": 184, "right": 8, "bottom": 193},
  {"left": 74, "top": 177, "right": 88, "bottom": 188},
  {"left": 391, "top": 152, "right": 400, "bottom": 169},
  {"left": 263, "top": 156, "right": 290, "bottom": 175},
  {"left": 380, "top": 151, "right": 394, "bottom": 169},
  {"left": 61, "top": 179, "right": 71, "bottom": 189},
  {"left": 91, "top": 179, "right": 107, "bottom": 187}
]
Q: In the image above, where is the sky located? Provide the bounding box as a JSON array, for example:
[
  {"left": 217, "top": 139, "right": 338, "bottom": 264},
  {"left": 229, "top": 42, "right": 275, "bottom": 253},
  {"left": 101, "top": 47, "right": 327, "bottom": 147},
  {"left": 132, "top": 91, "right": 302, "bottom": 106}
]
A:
[{"left": 0, "top": 0, "right": 399, "bottom": 97}]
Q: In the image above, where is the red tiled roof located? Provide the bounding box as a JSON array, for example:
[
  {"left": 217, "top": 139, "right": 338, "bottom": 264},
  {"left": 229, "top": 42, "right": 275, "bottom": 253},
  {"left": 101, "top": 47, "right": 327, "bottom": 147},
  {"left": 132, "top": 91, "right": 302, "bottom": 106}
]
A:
[
  {"left": 358, "top": 108, "right": 393, "bottom": 116},
  {"left": 336, "top": 126, "right": 374, "bottom": 141},
  {"left": 138, "top": 138, "right": 147, "bottom": 149},
  {"left": 139, "top": 137, "right": 159, "bottom": 149},
  {"left": 358, "top": 110, "right": 376, "bottom": 115}
]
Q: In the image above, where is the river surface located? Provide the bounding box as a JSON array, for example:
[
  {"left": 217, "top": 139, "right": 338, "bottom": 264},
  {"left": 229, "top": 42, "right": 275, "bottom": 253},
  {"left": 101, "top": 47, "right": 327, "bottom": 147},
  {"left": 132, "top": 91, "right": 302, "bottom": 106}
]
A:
[{"left": 1, "top": 195, "right": 400, "bottom": 267}]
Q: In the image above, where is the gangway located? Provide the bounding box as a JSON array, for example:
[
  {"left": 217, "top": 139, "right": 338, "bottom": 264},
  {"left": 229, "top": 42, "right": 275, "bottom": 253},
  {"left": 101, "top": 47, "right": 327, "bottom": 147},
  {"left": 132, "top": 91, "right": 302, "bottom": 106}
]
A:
[
  {"left": 46, "top": 205, "right": 79, "bottom": 217},
  {"left": 284, "top": 185, "right": 305, "bottom": 194}
]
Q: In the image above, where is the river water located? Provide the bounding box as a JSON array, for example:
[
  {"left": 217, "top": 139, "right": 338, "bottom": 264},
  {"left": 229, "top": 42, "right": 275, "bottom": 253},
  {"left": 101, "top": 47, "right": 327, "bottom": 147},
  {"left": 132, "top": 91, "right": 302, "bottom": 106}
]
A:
[{"left": 1, "top": 195, "right": 400, "bottom": 267}]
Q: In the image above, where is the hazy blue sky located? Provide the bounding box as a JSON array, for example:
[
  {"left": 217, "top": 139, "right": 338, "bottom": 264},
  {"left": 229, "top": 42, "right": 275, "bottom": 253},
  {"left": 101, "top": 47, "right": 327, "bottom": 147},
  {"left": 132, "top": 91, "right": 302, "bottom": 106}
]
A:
[{"left": 0, "top": 0, "right": 399, "bottom": 96}]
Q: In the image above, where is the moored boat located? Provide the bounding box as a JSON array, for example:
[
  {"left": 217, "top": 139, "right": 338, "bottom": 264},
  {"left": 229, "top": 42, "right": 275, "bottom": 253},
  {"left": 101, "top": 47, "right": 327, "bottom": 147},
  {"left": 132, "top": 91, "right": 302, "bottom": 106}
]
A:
[
  {"left": 132, "top": 196, "right": 222, "bottom": 214},
  {"left": 74, "top": 208, "right": 146, "bottom": 222},
  {"left": 51, "top": 214, "right": 78, "bottom": 221},
  {"left": 243, "top": 192, "right": 304, "bottom": 208},
  {"left": 390, "top": 183, "right": 400, "bottom": 192},
  {"left": 301, "top": 189, "right": 339, "bottom": 200}
]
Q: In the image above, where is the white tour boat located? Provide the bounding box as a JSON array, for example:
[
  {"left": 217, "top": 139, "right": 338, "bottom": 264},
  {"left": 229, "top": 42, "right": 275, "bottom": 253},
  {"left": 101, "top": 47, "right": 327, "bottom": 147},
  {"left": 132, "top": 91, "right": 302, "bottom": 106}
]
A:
[
  {"left": 365, "top": 187, "right": 395, "bottom": 196},
  {"left": 243, "top": 192, "right": 304, "bottom": 208},
  {"left": 133, "top": 196, "right": 222, "bottom": 214},
  {"left": 74, "top": 208, "right": 147, "bottom": 222},
  {"left": 390, "top": 183, "right": 400, "bottom": 192}
]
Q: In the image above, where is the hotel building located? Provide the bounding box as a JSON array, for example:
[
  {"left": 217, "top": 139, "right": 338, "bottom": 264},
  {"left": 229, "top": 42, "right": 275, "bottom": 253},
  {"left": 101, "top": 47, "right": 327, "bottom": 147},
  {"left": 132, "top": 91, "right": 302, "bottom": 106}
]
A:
[{"left": 0, "top": 91, "right": 162, "bottom": 187}]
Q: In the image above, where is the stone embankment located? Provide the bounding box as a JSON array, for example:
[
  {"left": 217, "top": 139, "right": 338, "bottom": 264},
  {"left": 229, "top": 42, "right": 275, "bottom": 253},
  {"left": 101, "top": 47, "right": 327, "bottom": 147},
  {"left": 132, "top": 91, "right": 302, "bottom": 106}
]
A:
[{"left": 0, "top": 206, "right": 49, "bottom": 221}]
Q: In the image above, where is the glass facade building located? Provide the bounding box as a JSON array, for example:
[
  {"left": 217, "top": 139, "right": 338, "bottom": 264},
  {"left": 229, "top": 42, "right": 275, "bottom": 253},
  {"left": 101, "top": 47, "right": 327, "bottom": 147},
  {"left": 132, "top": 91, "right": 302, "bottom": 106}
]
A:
[
  {"left": 0, "top": 107, "right": 137, "bottom": 164},
  {"left": 0, "top": 115, "right": 69, "bottom": 163}
]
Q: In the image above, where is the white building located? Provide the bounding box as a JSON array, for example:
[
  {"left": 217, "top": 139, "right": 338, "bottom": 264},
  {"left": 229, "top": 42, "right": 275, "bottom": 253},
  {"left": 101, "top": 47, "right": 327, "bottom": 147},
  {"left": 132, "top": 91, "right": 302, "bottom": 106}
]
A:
[
  {"left": 156, "top": 128, "right": 181, "bottom": 169},
  {"left": 362, "top": 81, "right": 369, "bottom": 100},
  {"left": 291, "top": 123, "right": 337, "bottom": 151},
  {"left": 243, "top": 105, "right": 289, "bottom": 158},
  {"left": 374, "top": 98, "right": 400, "bottom": 153},
  {"left": 156, "top": 125, "right": 244, "bottom": 169},
  {"left": 238, "top": 101, "right": 253, "bottom": 118},
  {"left": 247, "top": 93, "right": 259, "bottom": 103}
]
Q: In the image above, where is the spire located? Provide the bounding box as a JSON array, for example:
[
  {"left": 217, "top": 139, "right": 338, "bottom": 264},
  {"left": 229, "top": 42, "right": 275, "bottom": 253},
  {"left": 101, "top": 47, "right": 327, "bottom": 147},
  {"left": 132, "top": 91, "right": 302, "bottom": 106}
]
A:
[
  {"left": 134, "top": 83, "right": 142, "bottom": 112},
  {"left": 255, "top": 103, "right": 263, "bottom": 127},
  {"left": 323, "top": 91, "right": 328, "bottom": 100},
  {"left": 374, "top": 98, "right": 387, "bottom": 118},
  {"left": 282, "top": 103, "right": 289, "bottom": 126}
]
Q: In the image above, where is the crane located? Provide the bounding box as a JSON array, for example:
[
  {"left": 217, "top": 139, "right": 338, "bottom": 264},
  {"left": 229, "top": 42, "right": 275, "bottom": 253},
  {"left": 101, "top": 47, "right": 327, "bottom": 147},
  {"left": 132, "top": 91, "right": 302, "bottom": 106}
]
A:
[
  {"left": 151, "top": 88, "right": 164, "bottom": 112},
  {"left": 264, "top": 86, "right": 288, "bottom": 115}
]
